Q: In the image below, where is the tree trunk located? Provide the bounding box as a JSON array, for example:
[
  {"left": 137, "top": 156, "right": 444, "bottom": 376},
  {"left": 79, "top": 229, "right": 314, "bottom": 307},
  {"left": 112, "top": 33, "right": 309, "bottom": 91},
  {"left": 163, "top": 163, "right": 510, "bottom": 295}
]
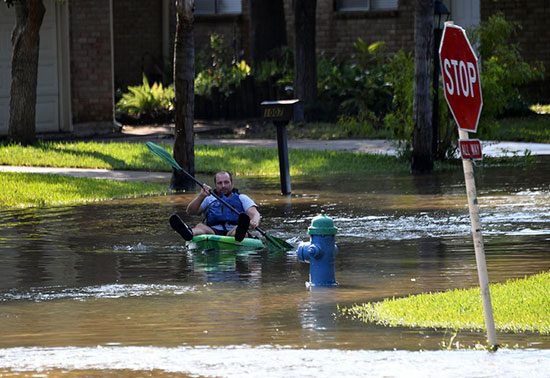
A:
[
  {"left": 249, "top": 0, "right": 287, "bottom": 63},
  {"left": 171, "top": 0, "right": 195, "bottom": 191},
  {"left": 293, "top": 0, "right": 317, "bottom": 106},
  {"left": 411, "top": 0, "right": 434, "bottom": 174},
  {"left": 8, "top": 0, "right": 45, "bottom": 146}
]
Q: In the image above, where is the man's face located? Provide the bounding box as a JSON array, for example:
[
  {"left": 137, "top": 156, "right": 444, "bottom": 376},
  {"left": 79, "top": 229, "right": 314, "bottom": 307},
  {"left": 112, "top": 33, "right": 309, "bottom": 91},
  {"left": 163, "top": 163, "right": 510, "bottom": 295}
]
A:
[{"left": 214, "top": 172, "right": 233, "bottom": 195}]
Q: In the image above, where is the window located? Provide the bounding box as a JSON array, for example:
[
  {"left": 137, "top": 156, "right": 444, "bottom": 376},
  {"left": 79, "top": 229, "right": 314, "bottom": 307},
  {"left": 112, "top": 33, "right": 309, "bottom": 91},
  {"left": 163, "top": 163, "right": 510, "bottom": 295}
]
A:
[
  {"left": 336, "top": 0, "right": 398, "bottom": 11},
  {"left": 195, "top": 0, "right": 241, "bottom": 15}
]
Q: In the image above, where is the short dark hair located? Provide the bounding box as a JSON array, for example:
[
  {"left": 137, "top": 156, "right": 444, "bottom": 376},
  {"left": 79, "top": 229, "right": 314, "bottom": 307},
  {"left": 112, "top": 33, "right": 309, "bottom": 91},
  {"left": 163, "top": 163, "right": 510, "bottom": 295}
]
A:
[{"left": 214, "top": 170, "right": 233, "bottom": 183}]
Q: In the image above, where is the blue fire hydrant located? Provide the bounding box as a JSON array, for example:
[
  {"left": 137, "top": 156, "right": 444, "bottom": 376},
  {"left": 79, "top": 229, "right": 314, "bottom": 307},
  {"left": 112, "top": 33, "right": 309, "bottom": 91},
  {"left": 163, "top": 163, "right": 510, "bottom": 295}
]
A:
[{"left": 297, "top": 212, "right": 338, "bottom": 287}]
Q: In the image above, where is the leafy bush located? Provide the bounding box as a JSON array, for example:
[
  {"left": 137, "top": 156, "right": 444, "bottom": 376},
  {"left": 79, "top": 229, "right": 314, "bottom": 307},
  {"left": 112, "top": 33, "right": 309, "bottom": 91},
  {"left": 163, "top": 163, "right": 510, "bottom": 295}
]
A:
[
  {"left": 252, "top": 45, "right": 294, "bottom": 85},
  {"left": 316, "top": 39, "right": 393, "bottom": 121},
  {"left": 468, "top": 12, "right": 545, "bottom": 138},
  {"left": 115, "top": 75, "right": 174, "bottom": 124},
  {"left": 383, "top": 49, "right": 414, "bottom": 145},
  {"left": 194, "top": 34, "right": 251, "bottom": 97}
]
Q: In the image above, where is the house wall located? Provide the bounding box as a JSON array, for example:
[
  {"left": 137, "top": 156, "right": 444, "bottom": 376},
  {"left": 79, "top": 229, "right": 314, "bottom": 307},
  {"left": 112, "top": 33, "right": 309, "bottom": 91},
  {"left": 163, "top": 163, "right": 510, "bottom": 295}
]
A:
[
  {"left": 69, "top": 0, "right": 114, "bottom": 124},
  {"left": 481, "top": 0, "right": 550, "bottom": 102},
  {"left": 116, "top": 0, "right": 549, "bottom": 102},
  {"left": 310, "top": 0, "right": 415, "bottom": 58},
  {"left": 193, "top": 0, "right": 416, "bottom": 62}
]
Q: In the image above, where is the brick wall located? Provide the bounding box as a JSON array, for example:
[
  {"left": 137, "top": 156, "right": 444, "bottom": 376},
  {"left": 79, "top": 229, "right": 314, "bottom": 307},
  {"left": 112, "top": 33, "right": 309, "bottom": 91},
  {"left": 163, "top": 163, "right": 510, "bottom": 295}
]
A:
[
  {"left": 193, "top": 0, "right": 416, "bottom": 62},
  {"left": 481, "top": 0, "right": 550, "bottom": 102},
  {"left": 194, "top": 14, "right": 247, "bottom": 61},
  {"left": 312, "top": 0, "right": 415, "bottom": 57},
  {"left": 69, "top": 0, "right": 114, "bottom": 124}
]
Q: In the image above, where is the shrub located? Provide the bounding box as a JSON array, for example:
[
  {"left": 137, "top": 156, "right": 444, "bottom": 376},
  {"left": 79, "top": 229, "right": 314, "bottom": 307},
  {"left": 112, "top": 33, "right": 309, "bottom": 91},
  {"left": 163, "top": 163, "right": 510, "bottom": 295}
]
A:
[
  {"left": 316, "top": 40, "right": 393, "bottom": 121},
  {"left": 115, "top": 75, "right": 174, "bottom": 124},
  {"left": 382, "top": 49, "right": 415, "bottom": 153},
  {"left": 467, "top": 12, "right": 545, "bottom": 138},
  {"left": 252, "top": 45, "right": 294, "bottom": 86},
  {"left": 194, "top": 34, "right": 251, "bottom": 97}
]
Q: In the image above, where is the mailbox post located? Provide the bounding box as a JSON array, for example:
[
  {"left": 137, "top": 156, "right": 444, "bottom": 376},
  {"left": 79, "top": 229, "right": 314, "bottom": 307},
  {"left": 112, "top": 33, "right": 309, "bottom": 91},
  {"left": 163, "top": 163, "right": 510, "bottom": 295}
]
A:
[{"left": 260, "top": 99, "right": 304, "bottom": 195}]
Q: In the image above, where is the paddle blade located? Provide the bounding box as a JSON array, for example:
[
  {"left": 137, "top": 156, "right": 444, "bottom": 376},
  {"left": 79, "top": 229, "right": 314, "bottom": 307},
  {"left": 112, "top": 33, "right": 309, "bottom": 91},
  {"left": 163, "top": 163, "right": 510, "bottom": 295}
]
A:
[
  {"left": 146, "top": 141, "right": 182, "bottom": 171},
  {"left": 264, "top": 233, "right": 293, "bottom": 251}
]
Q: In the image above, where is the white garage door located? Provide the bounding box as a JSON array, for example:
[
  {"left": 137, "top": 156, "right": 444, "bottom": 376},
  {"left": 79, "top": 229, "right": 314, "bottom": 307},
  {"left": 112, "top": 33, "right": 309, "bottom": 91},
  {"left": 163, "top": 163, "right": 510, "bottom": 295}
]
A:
[{"left": 0, "top": 0, "right": 59, "bottom": 135}]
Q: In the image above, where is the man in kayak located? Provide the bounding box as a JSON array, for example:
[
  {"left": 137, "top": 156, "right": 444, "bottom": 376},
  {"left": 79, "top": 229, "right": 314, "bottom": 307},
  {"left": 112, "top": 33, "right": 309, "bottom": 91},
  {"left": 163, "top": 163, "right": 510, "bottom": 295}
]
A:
[{"left": 169, "top": 170, "right": 261, "bottom": 242}]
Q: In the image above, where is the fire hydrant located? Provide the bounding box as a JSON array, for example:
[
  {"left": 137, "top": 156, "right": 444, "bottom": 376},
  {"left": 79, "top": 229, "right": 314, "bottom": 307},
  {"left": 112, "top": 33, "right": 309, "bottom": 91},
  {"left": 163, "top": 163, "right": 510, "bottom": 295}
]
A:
[{"left": 297, "top": 212, "right": 338, "bottom": 287}]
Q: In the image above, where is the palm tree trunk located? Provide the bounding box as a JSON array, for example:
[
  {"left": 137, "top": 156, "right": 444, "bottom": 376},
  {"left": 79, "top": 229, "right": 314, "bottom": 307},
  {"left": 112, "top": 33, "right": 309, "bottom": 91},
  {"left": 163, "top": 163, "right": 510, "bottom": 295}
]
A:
[
  {"left": 411, "top": 0, "right": 434, "bottom": 174},
  {"left": 171, "top": 0, "right": 195, "bottom": 191},
  {"left": 8, "top": 0, "right": 45, "bottom": 146}
]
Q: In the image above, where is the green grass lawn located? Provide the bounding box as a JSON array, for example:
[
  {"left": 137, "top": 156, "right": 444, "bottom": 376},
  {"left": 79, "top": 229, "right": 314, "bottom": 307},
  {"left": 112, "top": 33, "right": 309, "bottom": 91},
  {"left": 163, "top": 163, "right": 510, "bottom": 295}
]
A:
[
  {"left": 341, "top": 271, "right": 550, "bottom": 336},
  {"left": 0, "top": 133, "right": 537, "bottom": 208},
  {"left": 494, "top": 115, "right": 550, "bottom": 143},
  {"left": 0, "top": 140, "right": 421, "bottom": 175},
  {"left": 212, "top": 113, "right": 550, "bottom": 143},
  {"left": 0, "top": 140, "right": 416, "bottom": 208},
  {"left": 0, "top": 171, "right": 168, "bottom": 208}
]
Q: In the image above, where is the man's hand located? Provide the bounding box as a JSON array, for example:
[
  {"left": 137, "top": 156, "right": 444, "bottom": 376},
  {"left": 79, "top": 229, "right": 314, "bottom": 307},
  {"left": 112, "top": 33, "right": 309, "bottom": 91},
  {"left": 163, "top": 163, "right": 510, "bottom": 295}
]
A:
[
  {"left": 200, "top": 184, "right": 212, "bottom": 197},
  {"left": 187, "top": 184, "right": 212, "bottom": 216},
  {"left": 247, "top": 207, "right": 261, "bottom": 230}
]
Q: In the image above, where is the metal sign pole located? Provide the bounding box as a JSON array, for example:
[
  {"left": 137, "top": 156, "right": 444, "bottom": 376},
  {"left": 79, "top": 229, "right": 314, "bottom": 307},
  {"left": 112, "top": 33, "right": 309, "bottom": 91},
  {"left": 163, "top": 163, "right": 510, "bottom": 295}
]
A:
[{"left": 458, "top": 129, "right": 498, "bottom": 348}]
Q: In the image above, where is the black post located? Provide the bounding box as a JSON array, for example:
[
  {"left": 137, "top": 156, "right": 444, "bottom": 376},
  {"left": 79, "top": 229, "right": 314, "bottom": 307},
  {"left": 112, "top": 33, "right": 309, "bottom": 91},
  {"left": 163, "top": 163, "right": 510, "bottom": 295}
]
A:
[
  {"left": 433, "top": 0, "right": 450, "bottom": 158},
  {"left": 432, "top": 27, "right": 443, "bottom": 158},
  {"left": 260, "top": 99, "right": 303, "bottom": 196},
  {"left": 276, "top": 122, "right": 291, "bottom": 195}
]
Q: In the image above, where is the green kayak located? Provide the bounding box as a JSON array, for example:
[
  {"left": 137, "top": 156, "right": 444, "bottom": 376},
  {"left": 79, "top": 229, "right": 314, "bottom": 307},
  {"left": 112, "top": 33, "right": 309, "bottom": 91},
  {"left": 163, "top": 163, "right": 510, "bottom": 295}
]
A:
[{"left": 187, "top": 234, "right": 265, "bottom": 251}]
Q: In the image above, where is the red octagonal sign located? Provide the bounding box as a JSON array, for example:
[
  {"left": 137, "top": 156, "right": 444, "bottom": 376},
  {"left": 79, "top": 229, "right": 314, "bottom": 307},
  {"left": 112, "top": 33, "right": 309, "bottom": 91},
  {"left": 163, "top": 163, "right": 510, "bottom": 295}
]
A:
[{"left": 439, "top": 24, "right": 483, "bottom": 133}]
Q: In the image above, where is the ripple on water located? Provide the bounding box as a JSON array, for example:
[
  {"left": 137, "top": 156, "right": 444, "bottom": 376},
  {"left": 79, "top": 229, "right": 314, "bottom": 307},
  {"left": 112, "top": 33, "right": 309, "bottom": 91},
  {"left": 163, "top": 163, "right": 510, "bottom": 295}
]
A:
[
  {"left": 0, "top": 284, "right": 197, "bottom": 302},
  {"left": 0, "top": 346, "right": 549, "bottom": 378}
]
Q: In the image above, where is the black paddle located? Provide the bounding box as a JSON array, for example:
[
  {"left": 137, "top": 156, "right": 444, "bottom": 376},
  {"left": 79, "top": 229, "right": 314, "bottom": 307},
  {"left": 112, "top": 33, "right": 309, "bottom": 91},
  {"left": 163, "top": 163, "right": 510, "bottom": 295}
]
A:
[{"left": 146, "top": 141, "right": 293, "bottom": 250}]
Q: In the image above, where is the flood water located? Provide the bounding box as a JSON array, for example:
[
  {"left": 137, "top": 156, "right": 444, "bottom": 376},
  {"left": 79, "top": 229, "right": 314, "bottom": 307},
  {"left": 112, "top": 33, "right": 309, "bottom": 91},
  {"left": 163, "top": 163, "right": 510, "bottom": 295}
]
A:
[{"left": 1, "top": 157, "right": 550, "bottom": 377}]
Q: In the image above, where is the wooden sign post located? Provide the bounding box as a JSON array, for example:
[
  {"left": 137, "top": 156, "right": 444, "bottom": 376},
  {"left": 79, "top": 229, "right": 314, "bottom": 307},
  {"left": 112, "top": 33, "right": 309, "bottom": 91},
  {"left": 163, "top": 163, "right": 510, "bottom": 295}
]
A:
[{"left": 440, "top": 23, "right": 497, "bottom": 348}]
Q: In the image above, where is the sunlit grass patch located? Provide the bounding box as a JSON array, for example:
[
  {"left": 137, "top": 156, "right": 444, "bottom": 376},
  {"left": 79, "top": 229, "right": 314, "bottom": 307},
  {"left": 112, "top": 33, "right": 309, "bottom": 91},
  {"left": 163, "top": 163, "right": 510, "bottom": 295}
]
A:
[
  {"left": 0, "top": 172, "right": 168, "bottom": 208},
  {"left": 496, "top": 115, "right": 550, "bottom": 143},
  {"left": 530, "top": 104, "right": 550, "bottom": 114},
  {"left": 341, "top": 271, "right": 550, "bottom": 334},
  {"left": 1, "top": 141, "right": 418, "bottom": 176},
  {"left": 0, "top": 141, "right": 168, "bottom": 171}
]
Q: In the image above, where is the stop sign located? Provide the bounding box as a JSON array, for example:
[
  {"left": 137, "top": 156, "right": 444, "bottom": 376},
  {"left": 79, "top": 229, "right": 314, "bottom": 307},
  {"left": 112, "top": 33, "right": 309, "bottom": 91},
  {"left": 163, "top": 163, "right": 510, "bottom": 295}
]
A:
[{"left": 439, "top": 24, "right": 483, "bottom": 133}]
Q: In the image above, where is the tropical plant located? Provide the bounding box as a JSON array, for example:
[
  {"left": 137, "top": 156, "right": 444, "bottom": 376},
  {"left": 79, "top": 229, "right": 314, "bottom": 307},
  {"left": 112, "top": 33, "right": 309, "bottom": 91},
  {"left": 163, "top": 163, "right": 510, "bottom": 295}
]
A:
[{"left": 115, "top": 75, "right": 174, "bottom": 122}]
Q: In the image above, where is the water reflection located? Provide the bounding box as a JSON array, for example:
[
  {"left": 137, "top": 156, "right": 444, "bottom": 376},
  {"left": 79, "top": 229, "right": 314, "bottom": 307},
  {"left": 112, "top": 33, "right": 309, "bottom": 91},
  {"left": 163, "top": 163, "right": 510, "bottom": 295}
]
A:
[{"left": 0, "top": 157, "right": 549, "bottom": 375}]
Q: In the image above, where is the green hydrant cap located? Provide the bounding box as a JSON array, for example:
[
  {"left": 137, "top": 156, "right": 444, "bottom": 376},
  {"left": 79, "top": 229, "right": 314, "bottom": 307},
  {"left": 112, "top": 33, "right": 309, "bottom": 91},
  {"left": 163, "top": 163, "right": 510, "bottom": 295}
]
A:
[{"left": 308, "top": 212, "right": 338, "bottom": 236}]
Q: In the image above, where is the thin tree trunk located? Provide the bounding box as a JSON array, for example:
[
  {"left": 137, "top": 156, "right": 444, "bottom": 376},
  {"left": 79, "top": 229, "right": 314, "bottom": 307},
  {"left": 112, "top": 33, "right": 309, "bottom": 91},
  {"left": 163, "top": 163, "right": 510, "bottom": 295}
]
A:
[
  {"left": 8, "top": 0, "right": 45, "bottom": 146},
  {"left": 171, "top": 0, "right": 195, "bottom": 191},
  {"left": 411, "top": 0, "right": 434, "bottom": 174},
  {"left": 293, "top": 0, "right": 317, "bottom": 106}
]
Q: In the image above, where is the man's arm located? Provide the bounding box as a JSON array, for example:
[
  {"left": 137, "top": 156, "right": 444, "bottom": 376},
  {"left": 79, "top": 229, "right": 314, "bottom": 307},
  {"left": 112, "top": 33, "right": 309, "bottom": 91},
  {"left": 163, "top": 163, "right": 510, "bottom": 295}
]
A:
[
  {"left": 186, "top": 184, "right": 211, "bottom": 216},
  {"left": 246, "top": 206, "right": 261, "bottom": 230}
]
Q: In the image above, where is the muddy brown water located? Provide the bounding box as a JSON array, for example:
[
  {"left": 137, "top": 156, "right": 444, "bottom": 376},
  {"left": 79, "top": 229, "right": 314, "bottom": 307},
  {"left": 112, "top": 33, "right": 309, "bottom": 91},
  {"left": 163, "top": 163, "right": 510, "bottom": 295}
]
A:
[{"left": 1, "top": 157, "right": 549, "bottom": 377}]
